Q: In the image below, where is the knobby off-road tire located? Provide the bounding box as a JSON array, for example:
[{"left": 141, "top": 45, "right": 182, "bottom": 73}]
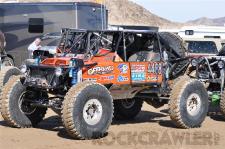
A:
[
  {"left": 159, "top": 32, "right": 189, "bottom": 79},
  {"left": 62, "top": 81, "right": 114, "bottom": 140},
  {"left": 159, "top": 32, "right": 186, "bottom": 58},
  {"left": 0, "top": 66, "right": 21, "bottom": 94},
  {"left": 114, "top": 98, "right": 143, "bottom": 120},
  {"left": 220, "top": 91, "right": 225, "bottom": 118},
  {"left": 0, "top": 76, "right": 47, "bottom": 128},
  {"left": 169, "top": 77, "right": 209, "bottom": 128},
  {"left": 2, "top": 57, "right": 14, "bottom": 66}
]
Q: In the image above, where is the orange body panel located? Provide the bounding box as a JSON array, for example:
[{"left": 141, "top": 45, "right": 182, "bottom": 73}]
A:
[
  {"left": 82, "top": 53, "right": 164, "bottom": 85},
  {"left": 41, "top": 57, "right": 71, "bottom": 66},
  {"left": 41, "top": 52, "right": 164, "bottom": 85}
]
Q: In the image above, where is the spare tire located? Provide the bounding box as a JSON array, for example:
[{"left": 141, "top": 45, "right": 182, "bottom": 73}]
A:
[
  {"left": 159, "top": 32, "right": 186, "bottom": 59},
  {"left": 159, "top": 32, "right": 189, "bottom": 79}
]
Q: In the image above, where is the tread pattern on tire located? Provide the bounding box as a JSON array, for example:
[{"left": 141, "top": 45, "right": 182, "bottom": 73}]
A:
[
  {"left": 159, "top": 32, "right": 189, "bottom": 79},
  {"left": 220, "top": 91, "right": 225, "bottom": 117},
  {"left": 2, "top": 57, "right": 14, "bottom": 66},
  {"left": 159, "top": 32, "right": 186, "bottom": 58},
  {"left": 0, "top": 76, "right": 47, "bottom": 128},
  {"left": 0, "top": 76, "right": 25, "bottom": 127},
  {"left": 0, "top": 66, "right": 20, "bottom": 93},
  {"left": 169, "top": 76, "right": 207, "bottom": 128},
  {"left": 62, "top": 81, "right": 114, "bottom": 139}
]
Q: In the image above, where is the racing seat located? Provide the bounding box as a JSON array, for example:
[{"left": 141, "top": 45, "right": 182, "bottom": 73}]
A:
[
  {"left": 128, "top": 51, "right": 161, "bottom": 62},
  {"left": 95, "top": 48, "right": 124, "bottom": 62}
]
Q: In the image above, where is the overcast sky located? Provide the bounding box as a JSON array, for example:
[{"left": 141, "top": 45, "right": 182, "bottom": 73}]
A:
[{"left": 130, "top": 0, "right": 224, "bottom": 22}]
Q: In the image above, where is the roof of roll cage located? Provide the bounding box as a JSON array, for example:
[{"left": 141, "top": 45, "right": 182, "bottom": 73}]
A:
[{"left": 61, "top": 27, "right": 159, "bottom": 34}]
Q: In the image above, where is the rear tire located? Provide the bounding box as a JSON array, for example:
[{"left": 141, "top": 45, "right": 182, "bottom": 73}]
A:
[
  {"left": 62, "top": 81, "right": 113, "bottom": 139},
  {"left": 0, "top": 76, "right": 47, "bottom": 128},
  {"left": 169, "top": 77, "right": 209, "bottom": 128},
  {"left": 2, "top": 56, "right": 14, "bottom": 66},
  {"left": 114, "top": 98, "right": 143, "bottom": 120}
]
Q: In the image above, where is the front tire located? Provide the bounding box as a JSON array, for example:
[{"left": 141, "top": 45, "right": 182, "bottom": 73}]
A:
[
  {"left": 169, "top": 77, "right": 209, "bottom": 128},
  {"left": 114, "top": 98, "right": 143, "bottom": 120},
  {"left": 62, "top": 81, "right": 113, "bottom": 139},
  {"left": 0, "top": 66, "right": 21, "bottom": 93},
  {"left": 0, "top": 76, "right": 47, "bottom": 128},
  {"left": 220, "top": 91, "right": 225, "bottom": 118}
]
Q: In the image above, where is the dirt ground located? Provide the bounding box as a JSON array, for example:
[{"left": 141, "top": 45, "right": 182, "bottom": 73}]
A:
[{"left": 0, "top": 103, "right": 224, "bottom": 149}]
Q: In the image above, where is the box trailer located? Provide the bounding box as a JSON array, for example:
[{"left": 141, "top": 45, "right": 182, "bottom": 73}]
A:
[{"left": 0, "top": 2, "right": 107, "bottom": 66}]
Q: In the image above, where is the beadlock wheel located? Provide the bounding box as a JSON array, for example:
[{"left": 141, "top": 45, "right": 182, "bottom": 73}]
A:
[
  {"left": 83, "top": 99, "right": 103, "bottom": 126},
  {"left": 169, "top": 76, "right": 208, "bottom": 128},
  {"left": 62, "top": 81, "right": 113, "bottom": 139},
  {"left": 186, "top": 93, "right": 202, "bottom": 116},
  {"left": 18, "top": 91, "right": 37, "bottom": 115}
]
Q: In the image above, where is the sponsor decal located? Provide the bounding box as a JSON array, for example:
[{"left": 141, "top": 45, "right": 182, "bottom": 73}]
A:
[
  {"left": 118, "top": 64, "right": 128, "bottom": 74},
  {"left": 118, "top": 75, "right": 129, "bottom": 82},
  {"left": 148, "top": 63, "right": 162, "bottom": 74},
  {"left": 88, "top": 66, "right": 114, "bottom": 75},
  {"left": 147, "top": 76, "right": 158, "bottom": 81},
  {"left": 101, "top": 76, "right": 114, "bottom": 81},
  {"left": 132, "top": 72, "right": 146, "bottom": 81},
  {"left": 84, "top": 78, "right": 97, "bottom": 82},
  {"left": 131, "top": 64, "right": 146, "bottom": 81},
  {"left": 131, "top": 64, "right": 145, "bottom": 73}
]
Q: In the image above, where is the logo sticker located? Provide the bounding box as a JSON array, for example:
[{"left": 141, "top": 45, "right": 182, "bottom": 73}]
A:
[
  {"left": 88, "top": 66, "right": 114, "bottom": 75},
  {"left": 132, "top": 72, "right": 146, "bottom": 81},
  {"left": 118, "top": 64, "right": 128, "bottom": 74},
  {"left": 148, "top": 63, "right": 162, "bottom": 74},
  {"left": 118, "top": 76, "right": 129, "bottom": 82},
  {"left": 101, "top": 76, "right": 114, "bottom": 81},
  {"left": 84, "top": 78, "right": 97, "bottom": 82},
  {"left": 147, "top": 76, "right": 158, "bottom": 81},
  {"left": 131, "top": 64, "right": 145, "bottom": 73}
]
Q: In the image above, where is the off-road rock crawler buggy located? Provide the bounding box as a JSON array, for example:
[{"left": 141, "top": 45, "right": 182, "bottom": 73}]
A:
[
  {"left": 188, "top": 47, "right": 225, "bottom": 118},
  {"left": 0, "top": 31, "right": 21, "bottom": 95},
  {"left": 0, "top": 29, "right": 208, "bottom": 140},
  {"left": 0, "top": 30, "right": 14, "bottom": 67}
]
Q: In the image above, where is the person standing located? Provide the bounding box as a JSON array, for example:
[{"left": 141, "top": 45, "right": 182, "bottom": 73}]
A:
[{"left": 28, "top": 38, "right": 42, "bottom": 58}]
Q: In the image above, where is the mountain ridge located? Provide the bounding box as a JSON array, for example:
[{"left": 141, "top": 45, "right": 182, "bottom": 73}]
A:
[
  {"left": 0, "top": 0, "right": 182, "bottom": 28},
  {"left": 0, "top": 0, "right": 224, "bottom": 28},
  {"left": 187, "top": 16, "right": 225, "bottom": 26}
]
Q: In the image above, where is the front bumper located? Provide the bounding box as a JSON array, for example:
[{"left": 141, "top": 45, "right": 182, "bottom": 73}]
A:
[{"left": 21, "top": 65, "right": 62, "bottom": 89}]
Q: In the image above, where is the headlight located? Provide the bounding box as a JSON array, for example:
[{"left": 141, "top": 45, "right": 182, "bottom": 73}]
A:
[
  {"left": 20, "top": 65, "right": 27, "bottom": 73},
  {"left": 191, "top": 59, "right": 198, "bottom": 67},
  {"left": 218, "top": 61, "right": 224, "bottom": 69},
  {"left": 55, "top": 67, "right": 62, "bottom": 76}
]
